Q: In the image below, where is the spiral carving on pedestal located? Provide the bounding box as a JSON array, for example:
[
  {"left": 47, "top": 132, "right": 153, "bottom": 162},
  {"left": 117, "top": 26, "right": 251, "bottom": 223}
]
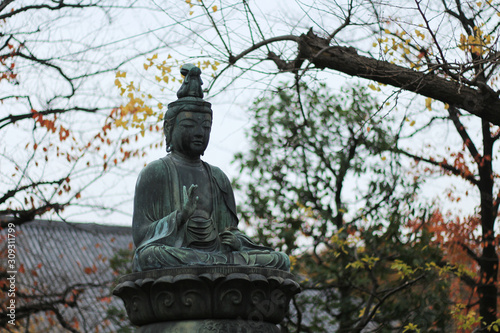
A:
[
  {"left": 220, "top": 289, "right": 243, "bottom": 305},
  {"left": 113, "top": 266, "right": 301, "bottom": 326},
  {"left": 156, "top": 291, "right": 174, "bottom": 308}
]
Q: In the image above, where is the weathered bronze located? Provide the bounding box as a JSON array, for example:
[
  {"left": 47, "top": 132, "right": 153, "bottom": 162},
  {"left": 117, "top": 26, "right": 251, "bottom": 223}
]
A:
[
  {"left": 113, "top": 266, "right": 300, "bottom": 332},
  {"left": 113, "top": 64, "right": 299, "bottom": 331},
  {"left": 131, "top": 64, "right": 290, "bottom": 272}
]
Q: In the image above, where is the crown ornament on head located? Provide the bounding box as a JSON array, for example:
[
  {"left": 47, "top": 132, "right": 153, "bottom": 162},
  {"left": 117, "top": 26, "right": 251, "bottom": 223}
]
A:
[{"left": 165, "top": 63, "right": 212, "bottom": 121}]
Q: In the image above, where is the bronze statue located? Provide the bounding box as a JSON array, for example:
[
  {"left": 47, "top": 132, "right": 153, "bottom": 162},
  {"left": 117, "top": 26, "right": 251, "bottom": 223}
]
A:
[{"left": 132, "top": 64, "right": 290, "bottom": 272}]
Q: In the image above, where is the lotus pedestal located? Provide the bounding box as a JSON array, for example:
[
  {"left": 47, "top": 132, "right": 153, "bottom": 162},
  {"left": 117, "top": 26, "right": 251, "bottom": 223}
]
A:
[{"left": 113, "top": 266, "right": 301, "bottom": 332}]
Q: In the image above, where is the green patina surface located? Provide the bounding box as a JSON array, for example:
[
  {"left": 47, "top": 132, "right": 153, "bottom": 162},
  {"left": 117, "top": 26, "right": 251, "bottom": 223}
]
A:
[{"left": 131, "top": 64, "right": 289, "bottom": 272}]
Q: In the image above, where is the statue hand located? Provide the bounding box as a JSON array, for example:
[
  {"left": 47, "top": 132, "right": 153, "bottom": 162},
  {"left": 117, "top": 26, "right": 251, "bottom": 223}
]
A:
[
  {"left": 220, "top": 230, "right": 242, "bottom": 251},
  {"left": 178, "top": 184, "right": 198, "bottom": 227}
]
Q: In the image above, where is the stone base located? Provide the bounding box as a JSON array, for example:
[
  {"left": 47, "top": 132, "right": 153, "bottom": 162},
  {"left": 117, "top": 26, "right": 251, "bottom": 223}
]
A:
[
  {"left": 113, "top": 266, "right": 300, "bottom": 327},
  {"left": 137, "top": 319, "right": 280, "bottom": 333}
]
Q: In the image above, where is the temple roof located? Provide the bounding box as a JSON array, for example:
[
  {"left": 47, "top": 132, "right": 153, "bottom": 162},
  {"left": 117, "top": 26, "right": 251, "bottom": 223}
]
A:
[{"left": 0, "top": 219, "right": 133, "bottom": 332}]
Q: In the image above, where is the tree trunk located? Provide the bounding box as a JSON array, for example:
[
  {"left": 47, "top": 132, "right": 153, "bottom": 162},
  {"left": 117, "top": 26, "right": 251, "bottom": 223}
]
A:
[{"left": 478, "top": 119, "right": 498, "bottom": 329}]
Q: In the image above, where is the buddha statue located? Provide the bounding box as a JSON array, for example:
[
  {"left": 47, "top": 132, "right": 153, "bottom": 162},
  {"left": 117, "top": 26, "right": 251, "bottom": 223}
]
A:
[{"left": 131, "top": 64, "right": 290, "bottom": 272}]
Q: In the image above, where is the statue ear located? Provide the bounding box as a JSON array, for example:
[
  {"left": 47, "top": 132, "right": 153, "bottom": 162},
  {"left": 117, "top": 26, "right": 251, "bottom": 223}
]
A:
[
  {"left": 164, "top": 117, "right": 174, "bottom": 151},
  {"left": 164, "top": 126, "right": 170, "bottom": 143}
]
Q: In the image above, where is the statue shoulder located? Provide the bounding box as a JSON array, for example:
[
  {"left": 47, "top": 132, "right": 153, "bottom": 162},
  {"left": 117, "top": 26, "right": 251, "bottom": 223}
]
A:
[
  {"left": 204, "top": 162, "right": 231, "bottom": 184},
  {"left": 136, "top": 158, "right": 172, "bottom": 187}
]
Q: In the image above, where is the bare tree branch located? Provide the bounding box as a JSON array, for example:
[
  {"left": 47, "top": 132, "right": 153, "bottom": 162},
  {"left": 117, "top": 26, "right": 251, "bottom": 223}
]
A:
[
  {"left": 0, "top": 1, "right": 99, "bottom": 21},
  {"left": 0, "top": 107, "right": 100, "bottom": 130},
  {"left": 398, "top": 149, "right": 479, "bottom": 186}
]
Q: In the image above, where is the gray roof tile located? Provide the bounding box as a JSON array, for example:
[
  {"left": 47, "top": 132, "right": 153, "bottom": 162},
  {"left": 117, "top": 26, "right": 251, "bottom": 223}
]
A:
[{"left": 1, "top": 220, "right": 133, "bottom": 332}]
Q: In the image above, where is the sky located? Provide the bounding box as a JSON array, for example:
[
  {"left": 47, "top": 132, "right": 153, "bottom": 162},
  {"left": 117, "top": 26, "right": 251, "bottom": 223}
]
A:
[{"left": 2, "top": 0, "right": 490, "bottom": 227}]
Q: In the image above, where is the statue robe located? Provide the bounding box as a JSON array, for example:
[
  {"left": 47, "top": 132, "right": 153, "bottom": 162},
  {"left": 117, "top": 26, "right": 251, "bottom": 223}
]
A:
[{"left": 132, "top": 155, "right": 290, "bottom": 271}]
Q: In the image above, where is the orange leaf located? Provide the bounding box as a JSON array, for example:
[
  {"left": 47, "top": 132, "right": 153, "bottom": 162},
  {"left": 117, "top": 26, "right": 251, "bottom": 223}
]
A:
[
  {"left": 99, "top": 296, "right": 112, "bottom": 304},
  {"left": 72, "top": 318, "right": 80, "bottom": 329}
]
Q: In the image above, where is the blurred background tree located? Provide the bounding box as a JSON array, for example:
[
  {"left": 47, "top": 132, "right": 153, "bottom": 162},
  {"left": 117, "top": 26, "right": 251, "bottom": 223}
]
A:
[{"left": 234, "top": 82, "right": 451, "bottom": 332}]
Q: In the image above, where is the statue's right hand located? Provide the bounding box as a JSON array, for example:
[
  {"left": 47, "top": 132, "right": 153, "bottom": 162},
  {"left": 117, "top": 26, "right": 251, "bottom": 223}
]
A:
[{"left": 178, "top": 184, "right": 198, "bottom": 226}]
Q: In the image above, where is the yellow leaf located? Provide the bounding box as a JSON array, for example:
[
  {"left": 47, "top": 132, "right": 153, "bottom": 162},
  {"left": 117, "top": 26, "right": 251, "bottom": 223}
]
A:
[
  {"left": 384, "top": 28, "right": 390, "bottom": 34},
  {"left": 444, "top": 103, "right": 449, "bottom": 110},
  {"left": 372, "top": 42, "right": 377, "bottom": 47},
  {"left": 415, "top": 29, "right": 425, "bottom": 40},
  {"left": 425, "top": 97, "right": 433, "bottom": 111},
  {"left": 189, "top": 10, "right": 194, "bottom": 15},
  {"left": 381, "top": 156, "right": 387, "bottom": 161},
  {"left": 144, "top": 64, "right": 149, "bottom": 70},
  {"left": 212, "top": 5, "right": 217, "bottom": 12},
  {"left": 410, "top": 120, "right": 416, "bottom": 126},
  {"left": 114, "top": 79, "right": 121, "bottom": 88},
  {"left": 116, "top": 71, "right": 126, "bottom": 78}
]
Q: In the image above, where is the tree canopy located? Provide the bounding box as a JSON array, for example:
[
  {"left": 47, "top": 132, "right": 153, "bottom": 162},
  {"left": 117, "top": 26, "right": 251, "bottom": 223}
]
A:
[
  {"left": 0, "top": 1, "right": 188, "bottom": 224},
  {"left": 234, "top": 82, "right": 452, "bottom": 332}
]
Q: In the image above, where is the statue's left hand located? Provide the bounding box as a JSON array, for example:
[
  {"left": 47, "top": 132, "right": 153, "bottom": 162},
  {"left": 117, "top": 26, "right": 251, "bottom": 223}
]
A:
[{"left": 219, "top": 230, "right": 242, "bottom": 251}]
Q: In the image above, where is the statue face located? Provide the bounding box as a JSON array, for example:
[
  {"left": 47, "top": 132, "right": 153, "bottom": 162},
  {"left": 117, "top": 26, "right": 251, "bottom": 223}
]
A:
[{"left": 171, "top": 111, "right": 212, "bottom": 158}]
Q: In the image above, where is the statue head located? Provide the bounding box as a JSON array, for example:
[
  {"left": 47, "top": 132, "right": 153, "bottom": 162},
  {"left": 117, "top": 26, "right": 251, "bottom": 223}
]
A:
[{"left": 164, "top": 64, "right": 212, "bottom": 154}]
